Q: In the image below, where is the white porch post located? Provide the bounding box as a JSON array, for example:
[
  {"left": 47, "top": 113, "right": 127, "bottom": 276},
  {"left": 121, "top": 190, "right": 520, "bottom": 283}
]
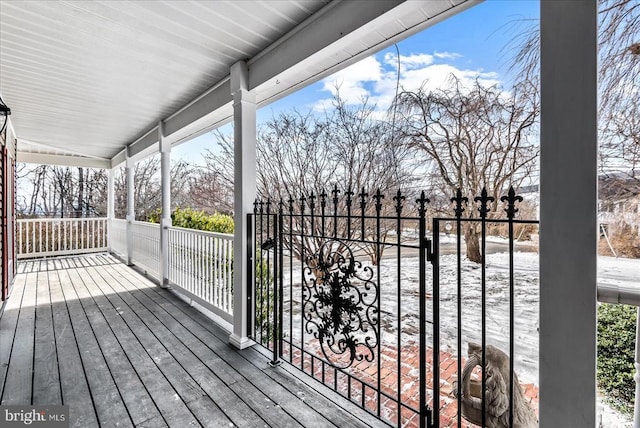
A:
[
  {"left": 229, "top": 61, "right": 256, "bottom": 349},
  {"left": 107, "top": 168, "right": 115, "bottom": 252},
  {"left": 159, "top": 121, "right": 172, "bottom": 287},
  {"left": 126, "top": 148, "right": 135, "bottom": 266},
  {"left": 539, "top": 1, "right": 597, "bottom": 426}
]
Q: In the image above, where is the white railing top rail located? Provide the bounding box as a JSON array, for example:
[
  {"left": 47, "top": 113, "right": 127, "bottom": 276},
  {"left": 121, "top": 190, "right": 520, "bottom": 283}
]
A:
[
  {"left": 132, "top": 220, "right": 161, "bottom": 227},
  {"left": 167, "top": 225, "right": 233, "bottom": 240},
  {"left": 598, "top": 283, "right": 640, "bottom": 307},
  {"left": 17, "top": 217, "right": 108, "bottom": 222}
]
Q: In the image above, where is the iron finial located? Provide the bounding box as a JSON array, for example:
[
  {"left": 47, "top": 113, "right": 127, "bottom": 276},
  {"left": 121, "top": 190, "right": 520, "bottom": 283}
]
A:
[
  {"left": 416, "top": 191, "right": 430, "bottom": 215},
  {"left": 451, "top": 188, "right": 468, "bottom": 218},
  {"left": 474, "top": 187, "right": 494, "bottom": 219},
  {"left": 373, "top": 189, "right": 384, "bottom": 213},
  {"left": 393, "top": 189, "right": 405, "bottom": 215},
  {"left": 500, "top": 186, "right": 523, "bottom": 219}
]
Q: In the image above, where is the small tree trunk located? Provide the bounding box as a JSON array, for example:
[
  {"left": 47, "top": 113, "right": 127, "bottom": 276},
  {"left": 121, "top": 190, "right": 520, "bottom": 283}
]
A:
[{"left": 464, "top": 223, "right": 482, "bottom": 263}]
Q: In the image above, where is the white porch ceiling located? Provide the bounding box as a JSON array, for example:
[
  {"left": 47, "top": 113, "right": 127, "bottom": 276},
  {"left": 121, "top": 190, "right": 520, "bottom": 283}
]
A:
[{"left": 0, "top": 0, "right": 477, "bottom": 167}]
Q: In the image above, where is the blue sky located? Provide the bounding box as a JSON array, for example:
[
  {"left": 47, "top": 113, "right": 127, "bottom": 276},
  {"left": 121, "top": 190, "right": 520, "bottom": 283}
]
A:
[{"left": 173, "top": 0, "right": 540, "bottom": 163}]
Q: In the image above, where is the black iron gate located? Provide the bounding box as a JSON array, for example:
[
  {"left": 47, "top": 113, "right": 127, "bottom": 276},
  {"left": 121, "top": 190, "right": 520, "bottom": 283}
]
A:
[{"left": 249, "top": 187, "right": 539, "bottom": 428}]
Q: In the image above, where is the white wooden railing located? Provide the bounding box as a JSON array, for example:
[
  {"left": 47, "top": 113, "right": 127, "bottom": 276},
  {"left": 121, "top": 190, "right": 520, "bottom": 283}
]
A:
[
  {"left": 109, "top": 218, "right": 127, "bottom": 257},
  {"left": 17, "top": 217, "right": 108, "bottom": 259},
  {"left": 167, "top": 226, "right": 234, "bottom": 322},
  {"left": 17, "top": 217, "right": 234, "bottom": 322},
  {"left": 130, "top": 221, "right": 161, "bottom": 279}
]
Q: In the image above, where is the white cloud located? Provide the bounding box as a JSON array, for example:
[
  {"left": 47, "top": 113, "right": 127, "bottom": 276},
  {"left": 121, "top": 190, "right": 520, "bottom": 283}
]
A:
[
  {"left": 313, "top": 56, "right": 383, "bottom": 111},
  {"left": 312, "top": 51, "right": 502, "bottom": 114},
  {"left": 433, "top": 51, "right": 463, "bottom": 60},
  {"left": 383, "top": 52, "right": 435, "bottom": 70}
]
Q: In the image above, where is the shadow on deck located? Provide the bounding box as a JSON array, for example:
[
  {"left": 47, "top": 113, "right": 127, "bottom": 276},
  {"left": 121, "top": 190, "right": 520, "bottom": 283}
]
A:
[{"left": 0, "top": 253, "right": 387, "bottom": 428}]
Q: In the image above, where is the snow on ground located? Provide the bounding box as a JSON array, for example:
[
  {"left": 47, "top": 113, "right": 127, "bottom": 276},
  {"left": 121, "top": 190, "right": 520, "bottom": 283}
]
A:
[
  {"left": 598, "top": 255, "right": 640, "bottom": 288},
  {"left": 276, "top": 247, "right": 639, "bottom": 426}
]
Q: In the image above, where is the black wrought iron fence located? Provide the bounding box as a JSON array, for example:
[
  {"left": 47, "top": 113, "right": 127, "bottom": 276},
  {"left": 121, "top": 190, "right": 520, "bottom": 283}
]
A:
[{"left": 248, "top": 187, "right": 539, "bottom": 428}]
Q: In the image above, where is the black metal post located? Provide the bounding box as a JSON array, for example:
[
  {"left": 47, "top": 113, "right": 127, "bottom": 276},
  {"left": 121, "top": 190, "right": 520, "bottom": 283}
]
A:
[
  {"left": 374, "top": 189, "right": 383, "bottom": 417},
  {"left": 288, "top": 197, "right": 294, "bottom": 362},
  {"left": 332, "top": 185, "right": 339, "bottom": 238},
  {"left": 271, "top": 212, "right": 279, "bottom": 365},
  {"left": 247, "top": 211, "right": 255, "bottom": 339},
  {"left": 259, "top": 201, "right": 265, "bottom": 344},
  {"left": 266, "top": 200, "right": 272, "bottom": 348},
  {"left": 416, "top": 192, "right": 429, "bottom": 428},
  {"left": 475, "top": 188, "right": 494, "bottom": 428},
  {"left": 451, "top": 189, "right": 467, "bottom": 428},
  {"left": 432, "top": 218, "right": 440, "bottom": 428},
  {"left": 359, "top": 187, "right": 367, "bottom": 240},
  {"left": 394, "top": 190, "right": 404, "bottom": 423},
  {"left": 300, "top": 194, "right": 306, "bottom": 371},
  {"left": 278, "top": 201, "right": 285, "bottom": 359},
  {"left": 346, "top": 187, "right": 354, "bottom": 239},
  {"left": 501, "top": 186, "right": 522, "bottom": 427}
]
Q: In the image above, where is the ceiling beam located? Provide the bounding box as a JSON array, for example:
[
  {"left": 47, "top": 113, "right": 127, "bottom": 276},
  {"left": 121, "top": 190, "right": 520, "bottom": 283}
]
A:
[
  {"left": 164, "top": 79, "right": 232, "bottom": 140},
  {"left": 249, "top": 0, "right": 481, "bottom": 104},
  {"left": 18, "top": 152, "right": 111, "bottom": 169},
  {"left": 116, "top": 0, "right": 480, "bottom": 164},
  {"left": 110, "top": 149, "right": 126, "bottom": 169},
  {"left": 128, "top": 126, "right": 159, "bottom": 159},
  {"left": 248, "top": 0, "right": 403, "bottom": 90}
]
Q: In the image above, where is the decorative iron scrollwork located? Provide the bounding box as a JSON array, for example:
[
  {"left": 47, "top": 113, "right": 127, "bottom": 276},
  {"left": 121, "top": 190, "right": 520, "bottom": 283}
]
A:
[{"left": 303, "top": 239, "right": 378, "bottom": 369}]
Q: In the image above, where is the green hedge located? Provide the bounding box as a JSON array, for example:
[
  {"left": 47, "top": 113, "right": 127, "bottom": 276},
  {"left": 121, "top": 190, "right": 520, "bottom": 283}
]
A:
[
  {"left": 149, "top": 207, "right": 234, "bottom": 234},
  {"left": 597, "top": 302, "right": 636, "bottom": 414}
]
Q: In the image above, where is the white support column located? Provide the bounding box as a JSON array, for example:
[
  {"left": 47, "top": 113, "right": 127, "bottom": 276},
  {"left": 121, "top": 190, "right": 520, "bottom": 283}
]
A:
[
  {"left": 107, "top": 168, "right": 115, "bottom": 252},
  {"left": 539, "top": 1, "right": 597, "bottom": 426},
  {"left": 159, "top": 121, "right": 172, "bottom": 288},
  {"left": 126, "top": 148, "right": 135, "bottom": 266},
  {"left": 229, "top": 61, "right": 256, "bottom": 349}
]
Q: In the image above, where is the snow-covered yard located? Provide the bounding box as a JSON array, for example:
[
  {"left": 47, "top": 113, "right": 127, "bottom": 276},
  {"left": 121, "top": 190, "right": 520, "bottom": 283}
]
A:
[{"left": 274, "top": 243, "right": 639, "bottom": 426}]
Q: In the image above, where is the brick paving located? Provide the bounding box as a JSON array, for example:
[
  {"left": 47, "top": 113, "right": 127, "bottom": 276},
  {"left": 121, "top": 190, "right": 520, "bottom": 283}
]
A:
[{"left": 282, "top": 340, "right": 539, "bottom": 427}]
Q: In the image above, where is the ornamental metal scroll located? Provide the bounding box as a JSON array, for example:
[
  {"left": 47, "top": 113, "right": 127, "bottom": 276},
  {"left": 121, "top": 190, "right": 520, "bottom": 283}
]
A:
[{"left": 302, "top": 239, "right": 379, "bottom": 369}]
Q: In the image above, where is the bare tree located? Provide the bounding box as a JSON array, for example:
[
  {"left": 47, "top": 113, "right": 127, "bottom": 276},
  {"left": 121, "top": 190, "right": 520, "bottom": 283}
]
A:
[
  {"left": 510, "top": 0, "right": 640, "bottom": 177},
  {"left": 113, "top": 157, "right": 192, "bottom": 220},
  {"left": 393, "top": 76, "right": 539, "bottom": 262},
  {"left": 205, "top": 93, "right": 416, "bottom": 264},
  {"left": 17, "top": 164, "right": 107, "bottom": 218},
  {"left": 186, "top": 152, "right": 234, "bottom": 214},
  {"left": 18, "top": 157, "right": 191, "bottom": 220}
]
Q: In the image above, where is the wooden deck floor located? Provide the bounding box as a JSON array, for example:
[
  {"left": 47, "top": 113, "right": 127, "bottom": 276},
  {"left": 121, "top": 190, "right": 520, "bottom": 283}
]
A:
[{"left": 0, "top": 253, "right": 386, "bottom": 428}]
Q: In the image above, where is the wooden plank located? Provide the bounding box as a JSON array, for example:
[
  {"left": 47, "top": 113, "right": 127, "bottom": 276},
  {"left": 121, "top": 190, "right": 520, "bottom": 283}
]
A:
[
  {"left": 5, "top": 254, "right": 387, "bottom": 427},
  {"left": 63, "top": 266, "right": 162, "bottom": 426},
  {"left": 116, "top": 264, "right": 387, "bottom": 428},
  {"left": 243, "top": 347, "right": 389, "bottom": 428},
  {"left": 93, "top": 263, "right": 266, "bottom": 428},
  {"left": 1, "top": 271, "right": 37, "bottom": 405},
  {"left": 0, "top": 271, "right": 27, "bottom": 399},
  {"left": 76, "top": 264, "right": 198, "bottom": 427},
  {"left": 16, "top": 261, "right": 26, "bottom": 274},
  {"left": 56, "top": 268, "right": 134, "bottom": 428},
  {"left": 107, "top": 264, "right": 334, "bottom": 428},
  {"left": 180, "top": 394, "right": 233, "bottom": 428},
  {"left": 135, "top": 414, "right": 168, "bottom": 428},
  {"left": 86, "top": 264, "right": 212, "bottom": 409},
  {"left": 32, "top": 267, "right": 62, "bottom": 405},
  {"left": 48, "top": 267, "right": 99, "bottom": 427}
]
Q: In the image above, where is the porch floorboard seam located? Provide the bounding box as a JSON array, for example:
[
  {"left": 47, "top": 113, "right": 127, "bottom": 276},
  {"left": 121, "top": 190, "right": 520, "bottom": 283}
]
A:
[{"left": 0, "top": 253, "right": 387, "bottom": 428}]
